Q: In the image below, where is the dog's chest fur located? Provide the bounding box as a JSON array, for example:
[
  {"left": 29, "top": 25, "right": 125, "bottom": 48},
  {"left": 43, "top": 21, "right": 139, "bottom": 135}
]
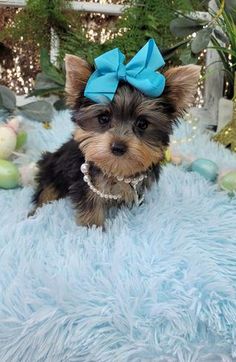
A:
[{"left": 89, "top": 167, "right": 155, "bottom": 205}]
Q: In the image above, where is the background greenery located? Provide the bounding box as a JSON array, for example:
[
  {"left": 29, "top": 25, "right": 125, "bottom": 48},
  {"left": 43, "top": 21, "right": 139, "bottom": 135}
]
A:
[
  {"left": 60, "top": 0, "right": 207, "bottom": 62},
  {"left": 1, "top": 0, "right": 209, "bottom": 99},
  {"left": 170, "top": 0, "right": 236, "bottom": 98},
  {"left": 2, "top": 0, "right": 208, "bottom": 63}
]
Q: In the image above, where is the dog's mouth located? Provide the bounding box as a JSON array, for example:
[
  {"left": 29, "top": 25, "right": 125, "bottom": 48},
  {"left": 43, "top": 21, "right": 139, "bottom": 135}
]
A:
[
  {"left": 75, "top": 128, "right": 163, "bottom": 178},
  {"left": 84, "top": 151, "right": 157, "bottom": 180}
]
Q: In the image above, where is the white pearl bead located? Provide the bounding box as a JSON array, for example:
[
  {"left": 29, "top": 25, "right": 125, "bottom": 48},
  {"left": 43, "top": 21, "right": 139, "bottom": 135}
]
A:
[
  {"left": 139, "top": 175, "right": 144, "bottom": 181},
  {"left": 124, "top": 178, "right": 131, "bottom": 184},
  {"left": 81, "top": 165, "right": 123, "bottom": 201},
  {"left": 117, "top": 176, "right": 124, "bottom": 182},
  {"left": 81, "top": 163, "right": 89, "bottom": 174}
]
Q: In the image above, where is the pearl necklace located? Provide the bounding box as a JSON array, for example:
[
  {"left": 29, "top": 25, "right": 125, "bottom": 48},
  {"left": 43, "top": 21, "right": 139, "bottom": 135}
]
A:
[{"left": 80, "top": 161, "right": 147, "bottom": 205}]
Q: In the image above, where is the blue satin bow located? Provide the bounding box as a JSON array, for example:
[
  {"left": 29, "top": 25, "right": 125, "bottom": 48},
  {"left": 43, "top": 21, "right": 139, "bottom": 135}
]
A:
[{"left": 84, "top": 39, "right": 166, "bottom": 103}]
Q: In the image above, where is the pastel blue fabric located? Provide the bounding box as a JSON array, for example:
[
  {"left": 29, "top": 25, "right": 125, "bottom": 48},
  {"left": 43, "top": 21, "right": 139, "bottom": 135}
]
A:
[
  {"left": 1, "top": 112, "right": 236, "bottom": 361},
  {"left": 84, "top": 39, "right": 166, "bottom": 103}
]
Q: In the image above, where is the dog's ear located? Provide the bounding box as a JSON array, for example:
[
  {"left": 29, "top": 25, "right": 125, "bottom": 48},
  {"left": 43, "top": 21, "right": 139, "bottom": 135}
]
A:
[
  {"left": 64, "top": 54, "right": 92, "bottom": 107},
  {"left": 163, "top": 65, "right": 201, "bottom": 119}
]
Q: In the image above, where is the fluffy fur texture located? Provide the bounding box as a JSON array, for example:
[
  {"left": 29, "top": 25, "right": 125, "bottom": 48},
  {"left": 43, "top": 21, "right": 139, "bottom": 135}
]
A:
[
  {"left": 32, "top": 55, "right": 200, "bottom": 226},
  {"left": 0, "top": 112, "right": 236, "bottom": 361}
]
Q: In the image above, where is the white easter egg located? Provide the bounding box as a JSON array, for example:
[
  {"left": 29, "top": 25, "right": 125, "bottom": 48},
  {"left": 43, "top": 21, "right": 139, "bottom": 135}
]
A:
[{"left": 0, "top": 127, "right": 17, "bottom": 159}]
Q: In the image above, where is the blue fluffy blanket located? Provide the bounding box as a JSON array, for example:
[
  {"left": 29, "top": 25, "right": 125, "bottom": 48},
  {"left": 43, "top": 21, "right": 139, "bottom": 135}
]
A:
[{"left": 0, "top": 112, "right": 236, "bottom": 361}]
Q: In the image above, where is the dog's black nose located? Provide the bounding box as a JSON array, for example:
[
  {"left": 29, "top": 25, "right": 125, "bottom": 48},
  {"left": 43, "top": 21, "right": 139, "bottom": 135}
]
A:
[{"left": 111, "top": 142, "right": 127, "bottom": 156}]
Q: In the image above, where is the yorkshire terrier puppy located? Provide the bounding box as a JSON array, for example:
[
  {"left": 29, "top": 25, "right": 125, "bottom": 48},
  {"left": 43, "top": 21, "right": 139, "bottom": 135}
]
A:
[{"left": 31, "top": 53, "right": 200, "bottom": 227}]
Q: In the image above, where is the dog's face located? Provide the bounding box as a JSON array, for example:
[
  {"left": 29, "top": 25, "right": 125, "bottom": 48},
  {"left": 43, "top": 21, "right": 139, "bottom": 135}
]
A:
[{"left": 65, "top": 54, "right": 200, "bottom": 178}]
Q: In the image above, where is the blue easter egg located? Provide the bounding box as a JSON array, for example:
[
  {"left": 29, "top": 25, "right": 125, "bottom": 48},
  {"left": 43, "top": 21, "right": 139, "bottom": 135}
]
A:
[{"left": 191, "top": 159, "right": 218, "bottom": 181}]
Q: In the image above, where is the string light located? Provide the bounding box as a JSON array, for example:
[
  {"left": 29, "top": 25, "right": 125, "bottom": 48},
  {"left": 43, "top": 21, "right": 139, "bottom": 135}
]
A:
[
  {"left": 0, "top": 8, "right": 40, "bottom": 95},
  {"left": 171, "top": 113, "right": 199, "bottom": 146}
]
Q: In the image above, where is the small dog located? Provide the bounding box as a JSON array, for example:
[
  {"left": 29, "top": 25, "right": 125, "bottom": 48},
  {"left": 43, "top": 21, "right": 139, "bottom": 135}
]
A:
[{"left": 31, "top": 51, "right": 200, "bottom": 227}]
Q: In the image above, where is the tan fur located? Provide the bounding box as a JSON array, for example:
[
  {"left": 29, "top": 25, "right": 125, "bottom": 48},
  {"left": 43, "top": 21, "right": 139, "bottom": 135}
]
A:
[
  {"left": 74, "top": 127, "right": 163, "bottom": 178},
  {"left": 164, "top": 65, "right": 201, "bottom": 117},
  {"left": 38, "top": 185, "right": 60, "bottom": 206},
  {"left": 76, "top": 191, "right": 105, "bottom": 227},
  {"left": 94, "top": 173, "right": 135, "bottom": 205},
  {"left": 64, "top": 54, "right": 92, "bottom": 107}
]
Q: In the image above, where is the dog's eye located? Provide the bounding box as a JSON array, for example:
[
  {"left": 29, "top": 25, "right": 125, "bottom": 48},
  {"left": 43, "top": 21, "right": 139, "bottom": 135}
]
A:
[
  {"left": 135, "top": 117, "right": 149, "bottom": 130},
  {"left": 98, "top": 113, "right": 111, "bottom": 125}
]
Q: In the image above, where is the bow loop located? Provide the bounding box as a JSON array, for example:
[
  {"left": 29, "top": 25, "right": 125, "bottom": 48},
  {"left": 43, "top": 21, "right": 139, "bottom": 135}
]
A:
[
  {"left": 84, "top": 39, "right": 165, "bottom": 103},
  {"left": 95, "top": 48, "right": 125, "bottom": 75}
]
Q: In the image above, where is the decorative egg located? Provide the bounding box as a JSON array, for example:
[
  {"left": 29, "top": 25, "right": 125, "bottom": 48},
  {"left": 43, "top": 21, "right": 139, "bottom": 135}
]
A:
[
  {"left": 191, "top": 159, "right": 218, "bottom": 181},
  {"left": 0, "top": 126, "right": 17, "bottom": 159},
  {"left": 219, "top": 171, "right": 236, "bottom": 193},
  {"left": 164, "top": 148, "right": 171, "bottom": 163},
  {"left": 0, "top": 159, "right": 20, "bottom": 189},
  {"left": 16, "top": 131, "right": 27, "bottom": 149}
]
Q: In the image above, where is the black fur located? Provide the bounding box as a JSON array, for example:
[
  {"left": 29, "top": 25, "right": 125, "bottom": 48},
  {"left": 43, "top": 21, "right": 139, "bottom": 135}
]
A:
[{"left": 32, "top": 83, "right": 174, "bottom": 227}]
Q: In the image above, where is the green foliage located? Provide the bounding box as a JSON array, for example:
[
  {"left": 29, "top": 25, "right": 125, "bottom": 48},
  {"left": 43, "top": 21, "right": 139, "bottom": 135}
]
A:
[
  {"left": 1, "top": 0, "right": 206, "bottom": 98},
  {"left": 17, "top": 101, "right": 53, "bottom": 122},
  {"left": 211, "top": 10, "right": 236, "bottom": 96},
  {"left": 1, "top": 0, "right": 208, "bottom": 59},
  {"left": 0, "top": 86, "right": 16, "bottom": 112},
  {"left": 112, "top": 0, "right": 205, "bottom": 54},
  {"left": 29, "top": 48, "right": 65, "bottom": 98},
  {"left": 1, "top": 0, "right": 77, "bottom": 48},
  {"left": 60, "top": 0, "right": 205, "bottom": 63},
  {"left": 191, "top": 28, "right": 213, "bottom": 53},
  {"left": 170, "top": 1, "right": 236, "bottom": 97},
  {"left": 0, "top": 86, "right": 54, "bottom": 123},
  {"left": 59, "top": 29, "right": 104, "bottom": 65},
  {"left": 170, "top": 18, "right": 207, "bottom": 37}
]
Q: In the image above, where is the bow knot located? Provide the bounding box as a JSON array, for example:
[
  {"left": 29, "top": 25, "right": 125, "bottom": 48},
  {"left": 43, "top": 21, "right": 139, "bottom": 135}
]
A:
[
  {"left": 117, "top": 63, "right": 126, "bottom": 81},
  {"left": 84, "top": 39, "right": 166, "bottom": 103}
]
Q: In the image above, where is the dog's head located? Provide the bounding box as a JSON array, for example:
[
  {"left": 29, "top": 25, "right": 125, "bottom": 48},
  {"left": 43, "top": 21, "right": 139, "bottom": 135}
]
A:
[{"left": 65, "top": 54, "right": 200, "bottom": 178}]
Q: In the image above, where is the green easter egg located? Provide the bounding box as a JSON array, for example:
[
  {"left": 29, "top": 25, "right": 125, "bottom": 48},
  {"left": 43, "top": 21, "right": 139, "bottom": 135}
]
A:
[
  {"left": 219, "top": 171, "right": 236, "bottom": 193},
  {"left": 16, "top": 131, "right": 27, "bottom": 149},
  {"left": 191, "top": 159, "right": 218, "bottom": 181},
  {"left": 0, "top": 159, "right": 20, "bottom": 189}
]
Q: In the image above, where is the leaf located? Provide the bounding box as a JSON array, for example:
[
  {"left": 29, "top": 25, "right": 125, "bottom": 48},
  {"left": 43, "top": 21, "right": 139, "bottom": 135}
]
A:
[
  {"left": 225, "top": 0, "right": 236, "bottom": 7},
  {"left": 0, "top": 109, "right": 10, "bottom": 121},
  {"left": 191, "top": 28, "right": 212, "bottom": 54},
  {"left": 17, "top": 101, "right": 54, "bottom": 122},
  {"left": 180, "top": 49, "right": 198, "bottom": 64},
  {"left": 209, "top": 44, "right": 236, "bottom": 58},
  {"left": 34, "top": 72, "right": 61, "bottom": 90},
  {"left": 28, "top": 87, "right": 64, "bottom": 98},
  {"left": 162, "top": 40, "right": 189, "bottom": 60},
  {"left": 16, "top": 131, "right": 27, "bottom": 149},
  {"left": 210, "top": 36, "right": 234, "bottom": 68},
  {"left": 225, "top": 0, "right": 236, "bottom": 22},
  {"left": 40, "top": 48, "right": 65, "bottom": 86},
  {"left": 213, "top": 29, "right": 229, "bottom": 43},
  {"left": 170, "top": 18, "right": 205, "bottom": 37},
  {"left": 53, "top": 98, "right": 68, "bottom": 111},
  {"left": 0, "top": 86, "right": 16, "bottom": 111},
  {"left": 28, "top": 72, "right": 64, "bottom": 97}
]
